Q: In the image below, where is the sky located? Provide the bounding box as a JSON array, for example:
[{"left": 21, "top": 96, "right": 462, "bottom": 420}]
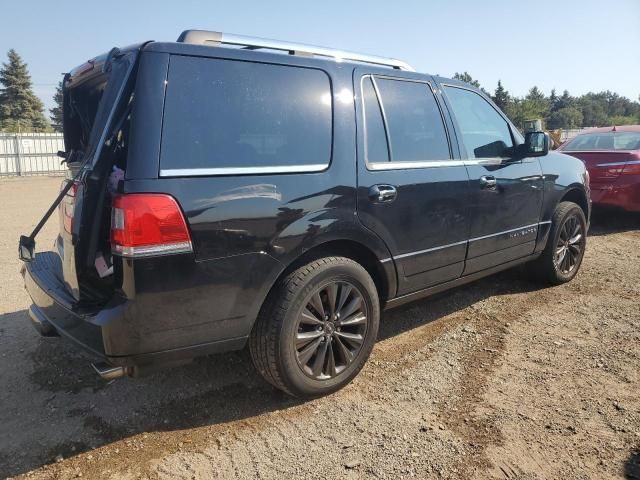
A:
[{"left": 1, "top": 0, "right": 639, "bottom": 114}]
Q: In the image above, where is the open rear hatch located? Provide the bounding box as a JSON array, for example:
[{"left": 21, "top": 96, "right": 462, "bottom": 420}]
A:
[{"left": 20, "top": 46, "right": 141, "bottom": 306}]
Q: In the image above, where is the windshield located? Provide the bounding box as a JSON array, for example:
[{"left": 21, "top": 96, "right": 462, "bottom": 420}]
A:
[{"left": 562, "top": 132, "right": 640, "bottom": 151}]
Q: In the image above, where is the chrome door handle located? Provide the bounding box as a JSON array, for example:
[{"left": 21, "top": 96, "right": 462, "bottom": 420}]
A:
[
  {"left": 368, "top": 184, "right": 397, "bottom": 203},
  {"left": 480, "top": 175, "right": 497, "bottom": 190}
]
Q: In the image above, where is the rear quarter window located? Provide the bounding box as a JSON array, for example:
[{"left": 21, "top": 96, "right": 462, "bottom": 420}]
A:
[{"left": 160, "top": 56, "right": 332, "bottom": 174}]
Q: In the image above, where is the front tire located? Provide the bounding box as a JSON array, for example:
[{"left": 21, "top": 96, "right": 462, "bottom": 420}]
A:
[
  {"left": 530, "top": 201, "right": 587, "bottom": 284},
  {"left": 249, "top": 256, "right": 380, "bottom": 398}
]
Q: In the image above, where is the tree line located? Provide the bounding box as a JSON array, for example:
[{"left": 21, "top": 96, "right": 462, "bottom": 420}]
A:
[
  {"left": 453, "top": 72, "right": 640, "bottom": 130},
  {"left": 0, "top": 49, "right": 638, "bottom": 133}
]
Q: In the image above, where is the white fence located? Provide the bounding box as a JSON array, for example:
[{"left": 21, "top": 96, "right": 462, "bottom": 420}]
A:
[
  {"left": 0, "top": 133, "right": 67, "bottom": 176},
  {"left": 559, "top": 128, "right": 599, "bottom": 142}
]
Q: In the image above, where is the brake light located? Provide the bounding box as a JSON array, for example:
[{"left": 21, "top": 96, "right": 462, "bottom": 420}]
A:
[
  {"left": 111, "top": 194, "right": 192, "bottom": 258},
  {"left": 621, "top": 161, "right": 640, "bottom": 176},
  {"left": 61, "top": 181, "right": 78, "bottom": 234}
]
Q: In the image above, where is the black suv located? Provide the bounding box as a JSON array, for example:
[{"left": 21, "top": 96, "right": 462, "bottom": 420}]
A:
[{"left": 20, "top": 30, "right": 590, "bottom": 397}]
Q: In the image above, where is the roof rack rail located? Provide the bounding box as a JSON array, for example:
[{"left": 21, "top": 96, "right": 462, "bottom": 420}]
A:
[{"left": 176, "top": 30, "right": 415, "bottom": 72}]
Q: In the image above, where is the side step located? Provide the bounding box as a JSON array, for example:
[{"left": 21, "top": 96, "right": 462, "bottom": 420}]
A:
[{"left": 28, "top": 304, "right": 59, "bottom": 337}]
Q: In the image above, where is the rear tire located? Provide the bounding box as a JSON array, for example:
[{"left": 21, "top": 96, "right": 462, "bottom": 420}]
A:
[
  {"left": 249, "top": 256, "right": 380, "bottom": 398},
  {"left": 529, "top": 201, "right": 587, "bottom": 285}
]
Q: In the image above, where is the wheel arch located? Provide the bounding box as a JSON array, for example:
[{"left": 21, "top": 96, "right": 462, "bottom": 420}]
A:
[
  {"left": 275, "top": 239, "right": 393, "bottom": 307},
  {"left": 560, "top": 186, "right": 590, "bottom": 221}
]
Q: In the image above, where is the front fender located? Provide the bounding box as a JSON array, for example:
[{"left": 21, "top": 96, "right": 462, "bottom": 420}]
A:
[{"left": 539, "top": 151, "right": 591, "bottom": 222}]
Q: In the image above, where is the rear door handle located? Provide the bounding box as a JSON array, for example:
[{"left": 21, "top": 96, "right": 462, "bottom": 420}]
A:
[
  {"left": 480, "top": 175, "right": 497, "bottom": 190},
  {"left": 368, "top": 184, "right": 397, "bottom": 203}
]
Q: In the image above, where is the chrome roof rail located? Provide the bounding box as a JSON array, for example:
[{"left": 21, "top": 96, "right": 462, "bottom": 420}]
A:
[{"left": 177, "top": 30, "right": 415, "bottom": 72}]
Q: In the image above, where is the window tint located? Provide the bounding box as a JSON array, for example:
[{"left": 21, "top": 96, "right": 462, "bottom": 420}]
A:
[
  {"left": 563, "top": 132, "right": 640, "bottom": 151},
  {"left": 160, "top": 56, "right": 332, "bottom": 171},
  {"left": 374, "top": 78, "right": 450, "bottom": 162},
  {"left": 444, "top": 86, "right": 513, "bottom": 158},
  {"left": 362, "top": 77, "right": 390, "bottom": 162}
]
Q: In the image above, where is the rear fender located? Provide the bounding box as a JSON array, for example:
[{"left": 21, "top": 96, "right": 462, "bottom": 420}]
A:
[{"left": 270, "top": 211, "right": 397, "bottom": 300}]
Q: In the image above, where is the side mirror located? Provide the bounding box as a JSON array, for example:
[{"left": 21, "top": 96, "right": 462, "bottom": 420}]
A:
[{"left": 524, "top": 131, "right": 550, "bottom": 157}]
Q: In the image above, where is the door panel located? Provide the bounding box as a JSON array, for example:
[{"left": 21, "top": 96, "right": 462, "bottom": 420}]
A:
[
  {"left": 354, "top": 71, "right": 471, "bottom": 296},
  {"left": 440, "top": 84, "right": 543, "bottom": 273},
  {"left": 464, "top": 159, "right": 544, "bottom": 272}
]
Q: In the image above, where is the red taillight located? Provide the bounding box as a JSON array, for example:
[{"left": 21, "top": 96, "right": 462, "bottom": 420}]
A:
[
  {"left": 61, "top": 181, "right": 78, "bottom": 234},
  {"left": 111, "top": 194, "right": 192, "bottom": 258},
  {"left": 621, "top": 161, "right": 640, "bottom": 176}
]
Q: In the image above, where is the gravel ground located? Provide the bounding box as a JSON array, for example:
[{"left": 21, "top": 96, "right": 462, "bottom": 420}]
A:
[{"left": 0, "top": 176, "right": 638, "bottom": 480}]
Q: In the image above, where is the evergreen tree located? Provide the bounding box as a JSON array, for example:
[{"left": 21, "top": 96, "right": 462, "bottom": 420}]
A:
[
  {"left": 452, "top": 71, "right": 490, "bottom": 95},
  {"left": 547, "top": 107, "right": 583, "bottom": 129},
  {"left": 492, "top": 80, "right": 510, "bottom": 111},
  {"left": 453, "top": 71, "right": 481, "bottom": 88},
  {"left": 523, "top": 86, "right": 550, "bottom": 123},
  {"left": 0, "top": 49, "right": 50, "bottom": 132},
  {"left": 555, "top": 90, "right": 575, "bottom": 110},
  {"left": 49, "top": 80, "right": 64, "bottom": 132},
  {"left": 549, "top": 88, "right": 558, "bottom": 111}
]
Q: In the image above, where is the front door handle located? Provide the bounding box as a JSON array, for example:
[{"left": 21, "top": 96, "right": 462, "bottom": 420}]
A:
[
  {"left": 480, "top": 175, "right": 497, "bottom": 190},
  {"left": 369, "top": 184, "right": 397, "bottom": 203}
]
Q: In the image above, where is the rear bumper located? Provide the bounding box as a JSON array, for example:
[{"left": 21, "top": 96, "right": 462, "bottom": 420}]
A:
[
  {"left": 22, "top": 252, "right": 247, "bottom": 371},
  {"left": 22, "top": 252, "right": 107, "bottom": 357}
]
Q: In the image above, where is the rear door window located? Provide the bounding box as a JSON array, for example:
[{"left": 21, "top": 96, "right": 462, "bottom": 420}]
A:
[
  {"left": 362, "top": 76, "right": 450, "bottom": 165},
  {"left": 160, "top": 56, "right": 332, "bottom": 174}
]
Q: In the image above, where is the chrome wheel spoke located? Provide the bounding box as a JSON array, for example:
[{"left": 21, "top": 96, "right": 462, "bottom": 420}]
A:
[
  {"left": 309, "top": 292, "right": 325, "bottom": 319},
  {"left": 311, "top": 339, "right": 328, "bottom": 377},
  {"left": 562, "top": 251, "right": 571, "bottom": 272},
  {"left": 569, "top": 233, "right": 582, "bottom": 245},
  {"left": 334, "top": 335, "right": 354, "bottom": 365},
  {"left": 339, "top": 296, "right": 362, "bottom": 320},
  {"left": 300, "top": 307, "right": 323, "bottom": 326},
  {"left": 326, "top": 341, "right": 337, "bottom": 377},
  {"left": 326, "top": 283, "right": 338, "bottom": 316},
  {"left": 296, "top": 330, "right": 324, "bottom": 348},
  {"left": 571, "top": 222, "right": 581, "bottom": 238},
  {"left": 335, "top": 330, "right": 364, "bottom": 347},
  {"left": 559, "top": 225, "right": 569, "bottom": 242},
  {"left": 338, "top": 312, "right": 366, "bottom": 327},
  {"left": 336, "top": 284, "right": 352, "bottom": 313},
  {"left": 297, "top": 337, "right": 323, "bottom": 364}
]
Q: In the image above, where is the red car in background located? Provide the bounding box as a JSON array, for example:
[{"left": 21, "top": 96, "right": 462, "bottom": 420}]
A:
[{"left": 558, "top": 125, "right": 640, "bottom": 212}]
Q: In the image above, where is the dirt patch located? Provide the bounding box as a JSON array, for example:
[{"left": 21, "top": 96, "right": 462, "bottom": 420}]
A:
[{"left": 0, "top": 177, "right": 638, "bottom": 479}]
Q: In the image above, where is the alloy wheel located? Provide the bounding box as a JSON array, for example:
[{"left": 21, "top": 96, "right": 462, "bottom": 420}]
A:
[
  {"left": 554, "top": 214, "right": 584, "bottom": 274},
  {"left": 294, "top": 281, "right": 368, "bottom": 380}
]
